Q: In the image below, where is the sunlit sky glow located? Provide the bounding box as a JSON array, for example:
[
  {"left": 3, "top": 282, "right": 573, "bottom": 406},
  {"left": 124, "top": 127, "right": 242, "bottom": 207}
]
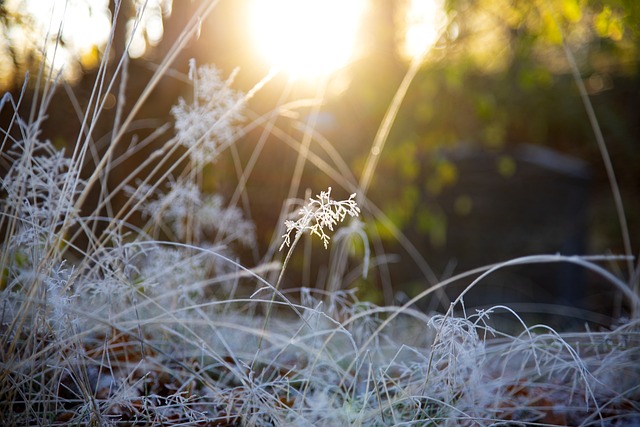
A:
[
  {"left": 23, "top": 0, "right": 111, "bottom": 53},
  {"left": 402, "top": 0, "right": 447, "bottom": 58},
  {"left": 6, "top": 0, "right": 445, "bottom": 84},
  {"left": 16, "top": 0, "right": 111, "bottom": 79},
  {"left": 3, "top": 0, "right": 168, "bottom": 82},
  {"left": 248, "top": 0, "right": 366, "bottom": 80}
]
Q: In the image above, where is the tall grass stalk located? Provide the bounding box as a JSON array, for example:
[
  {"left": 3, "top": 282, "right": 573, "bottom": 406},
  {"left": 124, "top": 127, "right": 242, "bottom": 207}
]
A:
[{"left": 541, "top": 0, "right": 636, "bottom": 299}]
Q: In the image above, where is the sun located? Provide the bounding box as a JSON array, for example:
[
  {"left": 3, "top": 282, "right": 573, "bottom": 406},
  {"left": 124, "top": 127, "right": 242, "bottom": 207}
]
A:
[{"left": 248, "top": 0, "right": 366, "bottom": 80}]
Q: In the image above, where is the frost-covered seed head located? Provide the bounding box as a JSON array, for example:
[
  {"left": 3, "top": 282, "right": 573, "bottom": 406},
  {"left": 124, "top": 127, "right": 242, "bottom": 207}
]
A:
[{"left": 280, "top": 187, "right": 360, "bottom": 250}]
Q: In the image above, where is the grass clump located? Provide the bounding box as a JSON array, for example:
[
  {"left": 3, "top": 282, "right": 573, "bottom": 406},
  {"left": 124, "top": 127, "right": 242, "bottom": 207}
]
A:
[{"left": 1, "top": 2, "right": 640, "bottom": 426}]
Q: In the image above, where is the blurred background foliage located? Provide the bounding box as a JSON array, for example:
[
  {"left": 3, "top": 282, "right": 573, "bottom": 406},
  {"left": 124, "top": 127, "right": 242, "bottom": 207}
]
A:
[{"left": 1, "top": 0, "right": 638, "bottom": 311}]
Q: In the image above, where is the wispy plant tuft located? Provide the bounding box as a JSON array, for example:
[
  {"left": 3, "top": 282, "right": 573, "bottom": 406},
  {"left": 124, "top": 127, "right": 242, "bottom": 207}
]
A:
[{"left": 171, "top": 59, "right": 245, "bottom": 166}]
